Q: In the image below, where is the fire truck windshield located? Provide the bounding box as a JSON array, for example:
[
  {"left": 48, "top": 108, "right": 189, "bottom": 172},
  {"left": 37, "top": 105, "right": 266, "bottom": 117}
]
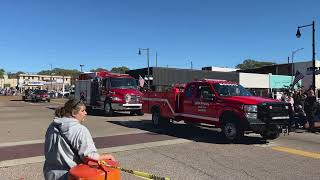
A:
[
  {"left": 213, "top": 83, "right": 252, "bottom": 97},
  {"left": 110, "top": 78, "right": 137, "bottom": 89}
]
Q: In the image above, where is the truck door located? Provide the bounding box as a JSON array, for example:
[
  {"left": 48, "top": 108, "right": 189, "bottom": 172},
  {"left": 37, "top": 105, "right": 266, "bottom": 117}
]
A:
[
  {"left": 194, "top": 82, "right": 219, "bottom": 124},
  {"left": 182, "top": 83, "right": 196, "bottom": 114}
]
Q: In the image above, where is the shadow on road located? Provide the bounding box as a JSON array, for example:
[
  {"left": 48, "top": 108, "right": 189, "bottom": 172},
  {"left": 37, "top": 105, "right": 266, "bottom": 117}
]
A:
[
  {"left": 10, "top": 99, "right": 24, "bottom": 102},
  {"left": 107, "top": 119, "right": 269, "bottom": 145},
  {"left": 85, "top": 109, "right": 139, "bottom": 117}
]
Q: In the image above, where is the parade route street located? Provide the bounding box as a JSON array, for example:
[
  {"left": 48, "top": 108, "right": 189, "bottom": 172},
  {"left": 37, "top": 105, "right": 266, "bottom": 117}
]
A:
[{"left": 0, "top": 96, "right": 319, "bottom": 180}]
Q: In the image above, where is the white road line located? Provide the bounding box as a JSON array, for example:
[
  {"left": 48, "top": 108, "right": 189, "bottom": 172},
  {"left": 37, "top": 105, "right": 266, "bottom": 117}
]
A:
[
  {"left": 0, "top": 138, "right": 191, "bottom": 167},
  {"left": 253, "top": 141, "right": 279, "bottom": 148},
  {"left": 0, "top": 130, "right": 149, "bottom": 147}
]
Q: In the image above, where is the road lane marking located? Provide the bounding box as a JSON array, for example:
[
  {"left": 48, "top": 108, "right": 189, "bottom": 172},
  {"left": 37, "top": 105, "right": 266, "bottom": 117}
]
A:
[
  {"left": 254, "top": 141, "right": 279, "bottom": 148},
  {"left": 272, "top": 146, "right": 320, "bottom": 159},
  {"left": 0, "top": 130, "right": 148, "bottom": 147},
  {"left": 0, "top": 138, "right": 191, "bottom": 167}
]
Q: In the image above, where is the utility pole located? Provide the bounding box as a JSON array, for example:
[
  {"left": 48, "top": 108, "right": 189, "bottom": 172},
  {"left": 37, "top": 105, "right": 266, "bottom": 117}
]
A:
[
  {"left": 138, "top": 48, "right": 150, "bottom": 89},
  {"left": 50, "top": 64, "right": 53, "bottom": 91},
  {"left": 155, "top": 51, "right": 158, "bottom": 67}
]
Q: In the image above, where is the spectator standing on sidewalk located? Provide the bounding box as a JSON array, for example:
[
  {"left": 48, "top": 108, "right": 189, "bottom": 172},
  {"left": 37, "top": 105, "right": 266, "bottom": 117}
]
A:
[
  {"left": 304, "top": 90, "right": 316, "bottom": 132},
  {"left": 43, "top": 99, "right": 115, "bottom": 180}
]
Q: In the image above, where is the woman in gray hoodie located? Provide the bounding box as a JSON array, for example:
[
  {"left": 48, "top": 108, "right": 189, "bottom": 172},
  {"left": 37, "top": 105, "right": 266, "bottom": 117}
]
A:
[{"left": 43, "top": 99, "right": 115, "bottom": 180}]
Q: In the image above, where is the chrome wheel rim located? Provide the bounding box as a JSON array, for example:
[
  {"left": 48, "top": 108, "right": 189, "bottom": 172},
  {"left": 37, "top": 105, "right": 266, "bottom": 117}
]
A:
[
  {"left": 105, "top": 104, "right": 110, "bottom": 113},
  {"left": 224, "top": 122, "right": 237, "bottom": 140}
]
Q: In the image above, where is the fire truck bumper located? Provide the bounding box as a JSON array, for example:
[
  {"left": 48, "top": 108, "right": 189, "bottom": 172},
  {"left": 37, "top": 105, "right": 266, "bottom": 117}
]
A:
[
  {"left": 111, "top": 103, "right": 142, "bottom": 111},
  {"left": 247, "top": 117, "right": 290, "bottom": 133}
]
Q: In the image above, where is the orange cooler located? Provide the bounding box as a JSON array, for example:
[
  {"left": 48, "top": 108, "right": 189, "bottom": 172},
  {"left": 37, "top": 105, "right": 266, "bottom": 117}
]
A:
[{"left": 68, "top": 159, "right": 120, "bottom": 180}]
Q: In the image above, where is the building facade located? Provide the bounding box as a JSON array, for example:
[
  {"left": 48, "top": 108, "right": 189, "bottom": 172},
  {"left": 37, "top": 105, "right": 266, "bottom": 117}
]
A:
[
  {"left": 239, "top": 60, "right": 320, "bottom": 95},
  {"left": 17, "top": 74, "right": 72, "bottom": 91},
  {"left": 128, "top": 67, "right": 294, "bottom": 97},
  {"left": 0, "top": 74, "right": 18, "bottom": 89}
]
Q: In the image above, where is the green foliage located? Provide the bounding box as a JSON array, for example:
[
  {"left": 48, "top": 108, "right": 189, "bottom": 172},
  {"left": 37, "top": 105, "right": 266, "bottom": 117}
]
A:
[
  {"left": 236, "top": 59, "right": 276, "bottom": 70},
  {"left": 110, "top": 66, "right": 130, "bottom": 74},
  {"left": 0, "top": 69, "right": 4, "bottom": 78},
  {"left": 38, "top": 68, "right": 80, "bottom": 77},
  {"left": 8, "top": 71, "right": 25, "bottom": 78},
  {"left": 90, "top": 68, "right": 108, "bottom": 72}
]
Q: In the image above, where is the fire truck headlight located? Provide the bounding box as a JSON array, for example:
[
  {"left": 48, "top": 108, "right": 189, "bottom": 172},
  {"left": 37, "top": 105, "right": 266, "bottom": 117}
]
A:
[
  {"left": 243, "top": 105, "right": 258, "bottom": 119},
  {"left": 125, "top": 95, "right": 131, "bottom": 103},
  {"left": 243, "top": 105, "right": 257, "bottom": 113},
  {"left": 112, "top": 96, "right": 122, "bottom": 102}
]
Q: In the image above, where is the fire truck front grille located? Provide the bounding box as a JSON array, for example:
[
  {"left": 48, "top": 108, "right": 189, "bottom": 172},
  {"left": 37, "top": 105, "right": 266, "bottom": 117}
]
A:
[{"left": 257, "top": 102, "right": 290, "bottom": 123}]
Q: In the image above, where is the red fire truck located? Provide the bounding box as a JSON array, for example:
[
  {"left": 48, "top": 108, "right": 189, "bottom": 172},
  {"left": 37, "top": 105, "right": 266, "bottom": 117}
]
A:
[
  {"left": 75, "top": 71, "right": 144, "bottom": 116},
  {"left": 143, "top": 79, "right": 290, "bottom": 141}
]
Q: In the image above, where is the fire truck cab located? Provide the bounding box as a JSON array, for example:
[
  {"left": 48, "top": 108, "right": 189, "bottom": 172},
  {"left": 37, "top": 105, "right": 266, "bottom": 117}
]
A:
[{"left": 75, "top": 71, "right": 144, "bottom": 116}]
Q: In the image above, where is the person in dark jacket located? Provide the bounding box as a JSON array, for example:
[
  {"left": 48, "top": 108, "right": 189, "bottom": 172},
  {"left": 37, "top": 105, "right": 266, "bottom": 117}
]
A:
[{"left": 304, "top": 90, "right": 316, "bottom": 132}]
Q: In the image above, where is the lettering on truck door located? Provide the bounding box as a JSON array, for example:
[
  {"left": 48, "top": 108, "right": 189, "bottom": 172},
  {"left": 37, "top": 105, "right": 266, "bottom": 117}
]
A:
[{"left": 194, "top": 82, "right": 219, "bottom": 124}]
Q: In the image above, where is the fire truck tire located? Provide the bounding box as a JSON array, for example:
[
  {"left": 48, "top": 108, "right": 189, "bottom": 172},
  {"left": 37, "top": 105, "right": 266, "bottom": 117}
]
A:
[
  {"left": 222, "top": 120, "right": 244, "bottom": 142},
  {"left": 261, "top": 124, "right": 280, "bottom": 140},
  {"left": 136, "top": 110, "right": 144, "bottom": 116},
  {"left": 152, "top": 111, "right": 160, "bottom": 126},
  {"left": 104, "top": 103, "right": 114, "bottom": 116}
]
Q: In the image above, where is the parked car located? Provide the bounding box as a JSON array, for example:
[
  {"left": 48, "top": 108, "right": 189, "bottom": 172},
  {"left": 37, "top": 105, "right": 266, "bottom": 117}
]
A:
[
  {"left": 58, "top": 90, "right": 70, "bottom": 97},
  {"left": 23, "top": 89, "right": 50, "bottom": 102}
]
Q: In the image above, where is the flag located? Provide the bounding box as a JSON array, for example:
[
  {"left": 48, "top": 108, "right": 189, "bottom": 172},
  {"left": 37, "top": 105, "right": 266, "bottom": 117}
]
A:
[
  {"left": 139, "top": 75, "right": 145, "bottom": 88},
  {"left": 292, "top": 70, "right": 304, "bottom": 87}
]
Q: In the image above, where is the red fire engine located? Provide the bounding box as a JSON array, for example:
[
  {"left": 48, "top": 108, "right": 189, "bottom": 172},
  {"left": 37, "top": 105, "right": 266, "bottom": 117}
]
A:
[
  {"left": 75, "top": 71, "right": 144, "bottom": 116},
  {"left": 143, "top": 79, "right": 290, "bottom": 141}
]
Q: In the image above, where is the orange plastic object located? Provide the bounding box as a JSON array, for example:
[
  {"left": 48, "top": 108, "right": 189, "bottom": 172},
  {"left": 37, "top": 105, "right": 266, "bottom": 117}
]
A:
[{"left": 68, "top": 159, "right": 121, "bottom": 180}]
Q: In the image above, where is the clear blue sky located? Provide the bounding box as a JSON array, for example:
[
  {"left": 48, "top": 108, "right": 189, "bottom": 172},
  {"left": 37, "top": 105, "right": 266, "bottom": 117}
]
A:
[{"left": 0, "top": 0, "right": 319, "bottom": 73}]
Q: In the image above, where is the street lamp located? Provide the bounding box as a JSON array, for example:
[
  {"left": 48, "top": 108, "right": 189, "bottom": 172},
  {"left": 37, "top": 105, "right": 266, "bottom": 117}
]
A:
[
  {"left": 291, "top": 48, "right": 304, "bottom": 82},
  {"left": 138, "top": 48, "right": 150, "bottom": 89},
  {"left": 80, "top": 64, "right": 84, "bottom": 72},
  {"left": 296, "top": 20, "right": 316, "bottom": 93}
]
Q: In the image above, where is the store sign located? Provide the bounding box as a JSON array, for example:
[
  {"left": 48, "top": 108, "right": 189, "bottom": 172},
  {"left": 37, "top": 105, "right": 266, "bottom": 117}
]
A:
[{"left": 26, "top": 81, "right": 44, "bottom": 86}]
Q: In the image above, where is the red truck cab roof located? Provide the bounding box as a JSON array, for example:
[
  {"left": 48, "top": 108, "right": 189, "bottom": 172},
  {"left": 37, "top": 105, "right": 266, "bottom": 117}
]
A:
[{"left": 79, "top": 71, "right": 133, "bottom": 80}]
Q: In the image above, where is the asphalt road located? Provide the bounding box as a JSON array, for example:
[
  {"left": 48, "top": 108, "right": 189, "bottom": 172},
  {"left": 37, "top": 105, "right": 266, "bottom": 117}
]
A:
[{"left": 0, "top": 95, "right": 319, "bottom": 180}]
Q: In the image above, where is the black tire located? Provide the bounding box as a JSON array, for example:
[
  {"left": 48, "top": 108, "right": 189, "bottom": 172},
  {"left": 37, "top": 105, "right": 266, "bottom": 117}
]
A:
[
  {"left": 152, "top": 109, "right": 170, "bottom": 127},
  {"left": 136, "top": 110, "right": 144, "bottom": 116},
  {"left": 222, "top": 120, "right": 244, "bottom": 142},
  {"left": 130, "top": 111, "right": 136, "bottom": 116},
  {"left": 152, "top": 111, "right": 161, "bottom": 127},
  {"left": 261, "top": 125, "right": 280, "bottom": 140},
  {"left": 104, "top": 103, "right": 114, "bottom": 116}
]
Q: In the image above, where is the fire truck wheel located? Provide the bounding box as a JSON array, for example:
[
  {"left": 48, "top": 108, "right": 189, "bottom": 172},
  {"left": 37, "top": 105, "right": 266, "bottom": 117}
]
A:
[
  {"left": 104, "top": 103, "right": 114, "bottom": 116},
  {"left": 136, "top": 110, "right": 144, "bottom": 116},
  {"left": 261, "top": 125, "right": 280, "bottom": 140},
  {"left": 222, "top": 120, "right": 244, "bottom": 142},
  {"left": 152, "top": 111, "right": 161, "bottom": 127}
]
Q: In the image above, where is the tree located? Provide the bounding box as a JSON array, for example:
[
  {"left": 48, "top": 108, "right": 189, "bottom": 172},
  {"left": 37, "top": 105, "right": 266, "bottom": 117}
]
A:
[
  {"left": 90, "top": 68, "right": 108, "bottom": 72},
  {"left": 110, "top": 66, "right": 130, "bottom": 74},
  {"left": 0, "top": 69, "right": 4, "bottom": 78},
  {"left": 38, "top": 68, "right": 80, "bottom": 77},
  {"left": 8, "top": 71, "right": 25, "bottom": 78},
  {"left": 236, "top": 59, "right": 276, "bottom": 70}
]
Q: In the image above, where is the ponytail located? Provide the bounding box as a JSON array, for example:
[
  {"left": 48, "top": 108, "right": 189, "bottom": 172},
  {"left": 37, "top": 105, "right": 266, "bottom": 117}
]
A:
[
  {"left": 54, "top": 99, "right": 84, "bottom": 118},
  {"left": 55, "top": 107, "right": 66, "bottom": 118}
]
